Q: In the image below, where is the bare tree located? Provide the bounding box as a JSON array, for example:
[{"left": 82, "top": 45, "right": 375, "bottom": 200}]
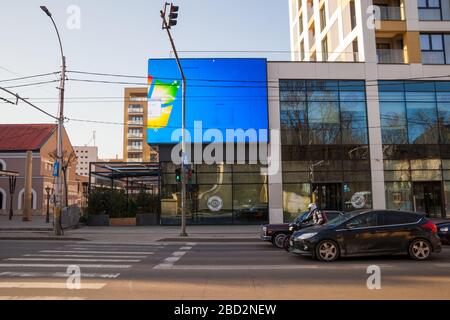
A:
[{"left": 48, "top": 150, "right": 77, "bottom": 206}]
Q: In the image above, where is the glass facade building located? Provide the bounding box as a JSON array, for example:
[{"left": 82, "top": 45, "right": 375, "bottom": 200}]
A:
[
  {"left": 160, "top": 162, "right": 268, "bottom": 225},
  {"left": 379, "top": 80, "right": 450, "bottom": 218},
  {"left": 280, "top": 80, "right": 372, "bottom": 222}
]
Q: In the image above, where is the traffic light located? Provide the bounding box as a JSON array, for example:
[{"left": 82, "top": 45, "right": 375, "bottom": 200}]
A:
[
  {"left": 168, "top": 4, "right": 179, "bottom": 27},
  {"left": 175, "top": 168, "right": 181, "bottom": 183}
]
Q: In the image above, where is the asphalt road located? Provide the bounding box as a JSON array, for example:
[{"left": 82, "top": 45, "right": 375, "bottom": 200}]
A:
[{"left": 0, "top": 240, "right": 449, "bottom": 300}]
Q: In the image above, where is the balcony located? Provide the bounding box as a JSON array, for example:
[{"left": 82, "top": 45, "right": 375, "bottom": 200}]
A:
[
  {"left": 128, "top": 107, "right": 144, "bottom": 114},
  {"left": 128, "top": 119, "right": 143, "bottom": 126},
  {"left": 128, "top": 132, "right": 143, "bottom": 139},
  {"left": 377, "top": 48, "right": 405, "bottom": 64},
  {"left": 128, "top": 158, "right": 143, "bottom": 163},
  {"left": 377, "top": 6, "right": 403, "bottom": 20},
  {"left": 127, "top": 145, "right": 143, "bottom": 152}
]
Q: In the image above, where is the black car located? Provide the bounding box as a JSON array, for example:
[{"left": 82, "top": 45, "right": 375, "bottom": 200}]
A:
[
  {"left": 260, "top": 210, "right": 344, "bottom": 248},
  {"left": 290, "top": 210, "right": 442, "bottom": 262},
  {"left": 437, "top": 222, "right": 450, "bottom": 245}
]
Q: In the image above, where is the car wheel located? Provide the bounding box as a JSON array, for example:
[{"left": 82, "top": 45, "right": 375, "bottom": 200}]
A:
[
  {"left": 272, "top": 233, "right": 286, "bottom": 249},
  {"left": 409, "top": 239, "right": 432, "bottom": 261},
  {"left": 315, "top": 240, "right": 340, "bottom": 262}
]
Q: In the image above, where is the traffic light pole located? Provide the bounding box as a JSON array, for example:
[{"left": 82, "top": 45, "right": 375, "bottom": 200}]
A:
[{"left": 161, "top": 6, "right": 188, "bottom": 237}]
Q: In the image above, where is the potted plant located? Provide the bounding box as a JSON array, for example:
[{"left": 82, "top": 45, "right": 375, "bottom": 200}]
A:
[
  {"left": 87, "top": 188, "right": 110, "bottom": 226},
  {"left": 136, "top": 190, "right": 160, "bottom": 226}
]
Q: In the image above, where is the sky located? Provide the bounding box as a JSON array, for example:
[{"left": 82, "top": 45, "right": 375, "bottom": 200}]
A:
[{"left": 0, "top": 0, "right": 290, "bottom": 159}]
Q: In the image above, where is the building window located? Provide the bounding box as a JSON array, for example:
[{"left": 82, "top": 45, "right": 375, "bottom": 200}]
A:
[
  {"left": 418, "top": 0, "right": 445, "bottom": 21},
  {"left": 350, "top": 0, "right": 357, "bottom": 30},
  {"left": 300, "top": 41, "right": 305, "bottom": 61},
  {"left": 321, "top": 36, "right": 328, "bottom": 61},
  {"left": 379, "top": 81, "right": 449, "bottom": 145},
  {"left": 421, "top": 34, "right": 447, "bottom": 64},
  {"left": 280, "top": 80, "right": 368, "bottom": 146},
  {"left": 320, "top": 6, "right": 326, "bottom": 32},
  {"left": 0, "top": 188, "right": 5, "bottom": 210}
]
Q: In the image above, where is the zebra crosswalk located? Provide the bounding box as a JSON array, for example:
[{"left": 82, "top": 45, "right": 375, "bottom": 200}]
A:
[{"left": 0, "top": 242, "right": 165, "bottom": 300}]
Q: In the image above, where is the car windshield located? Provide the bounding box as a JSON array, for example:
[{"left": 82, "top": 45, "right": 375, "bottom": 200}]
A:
[
  {"left": 325, "top": 211, "right": 362, "bottom": 226},
  {"left": 294, "top": 212, "right": 309, "bottom": 223}
]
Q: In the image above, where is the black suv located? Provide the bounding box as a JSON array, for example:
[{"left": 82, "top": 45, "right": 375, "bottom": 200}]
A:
[{"left": 290, "top": 210, "right": 442, "bottom": 262}]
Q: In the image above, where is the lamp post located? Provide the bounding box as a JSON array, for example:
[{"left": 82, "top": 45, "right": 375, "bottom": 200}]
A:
[
  {"left": 45, "top": 186, "right": 54, "bottom": 223},
  {"left": 160, "top": 3, "right": 187, "bottom": 237},
  {"left": 40, "top": 6, "right": 66, "bottom": 235}
]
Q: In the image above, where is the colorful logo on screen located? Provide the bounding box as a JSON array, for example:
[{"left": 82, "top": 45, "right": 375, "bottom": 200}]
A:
[{"left": 147, "top": 75, "right": 180, "bottom": 129}]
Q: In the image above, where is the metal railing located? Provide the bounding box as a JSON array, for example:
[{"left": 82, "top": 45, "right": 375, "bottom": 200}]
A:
[
  {"left": 128, "top": 107, "right": 144, "bottom": 114},
  {"left": 377, "top": 48, "right": 405, "bottom": 64},
  {"left": 378, "top": 6, "right": 403, "bottom": 20}
]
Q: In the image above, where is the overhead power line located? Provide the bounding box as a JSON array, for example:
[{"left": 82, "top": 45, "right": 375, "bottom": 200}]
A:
[
  {"left": 0, "top": 72, "right": 60, "bottom": 83},
  {"left": 0, "top": 86, "right": 58, "bottom": 120}
]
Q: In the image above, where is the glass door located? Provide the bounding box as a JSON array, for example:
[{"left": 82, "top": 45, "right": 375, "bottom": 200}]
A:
[
  {"left": 413, "top": 181, "right": 444, "bottom": 218},
  {"left": 312, "top": 183, "right": 342, "bottom": 211}
]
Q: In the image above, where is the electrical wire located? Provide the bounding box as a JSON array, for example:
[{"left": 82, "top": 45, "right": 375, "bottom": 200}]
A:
[{"left": 0, "top": 72, "right": 60, "bottom": 83}]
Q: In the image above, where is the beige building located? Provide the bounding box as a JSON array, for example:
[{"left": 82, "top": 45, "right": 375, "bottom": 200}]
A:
[
  {"left": 123, "top": 88, "right": 159, "bottom": 163},
  {"left": 0, "top": 124, "right": 84, "bottom": 216},
  {"left": 289, "top": 0, "right": 450, "bottom": 64}
]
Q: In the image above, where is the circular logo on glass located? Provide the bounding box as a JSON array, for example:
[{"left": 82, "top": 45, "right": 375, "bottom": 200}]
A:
[
  {"left": 351, "top": 192, "right": 367, "bottom": 209},
  {"left": 207, "top": 196, "right": 223, "bottom": 212}
]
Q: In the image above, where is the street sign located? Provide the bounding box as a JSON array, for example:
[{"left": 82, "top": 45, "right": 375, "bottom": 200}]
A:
[{"left": 53, "top": 161, "right": 60, "bottom": 177}]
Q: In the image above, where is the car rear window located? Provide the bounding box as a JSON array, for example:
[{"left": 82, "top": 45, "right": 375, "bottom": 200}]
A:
[{"left": 378, "top": 211, "right": 421, "bottom": 226}]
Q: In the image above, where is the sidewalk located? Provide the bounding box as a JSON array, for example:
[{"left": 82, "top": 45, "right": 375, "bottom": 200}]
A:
[
  {"left": 0, "top": 214, "right": 53, "bottom": 231},
  {"left": 0, "top": 214, "right": 261, "bottom": 243}
]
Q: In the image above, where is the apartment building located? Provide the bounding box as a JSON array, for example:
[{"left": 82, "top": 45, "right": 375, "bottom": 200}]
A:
[
  {"left": 74, "top": 146, "right": 98, "bottom": 177},
  {"left": 289, "top": 0, "right": 450, "bottom": 64},
  {"left": 277, "top": 0, "right": 450, "bottom": 223},
  {"left": 123, "top": 88, "right": 159, "bottom": 163}
]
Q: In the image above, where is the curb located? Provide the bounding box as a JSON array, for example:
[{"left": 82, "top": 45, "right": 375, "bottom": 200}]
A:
[
  {"left": 158, "top": 238, "right": 261, "bottom": 243},
  {"left": 0, "top": 228, "right": 53, "bottom": 232},
  {"left": 0, "top": 237, "right": 87, "bottom": 241}
]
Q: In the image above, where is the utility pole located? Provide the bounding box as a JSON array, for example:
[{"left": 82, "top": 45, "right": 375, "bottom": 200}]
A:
[
  {"left": 161, "top": 3, "right": 187, "bottom": 237},
  {"left": 40, "top": 6, "right": 66, "bottom": 235}
]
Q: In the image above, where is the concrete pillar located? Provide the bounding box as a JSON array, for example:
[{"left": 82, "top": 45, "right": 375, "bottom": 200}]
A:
[
  {"left": 23, "top": 151, "right": 33, "bottom": 221},
  {"left": 267, "top": 78, "right": 284, "bottom": 224}
]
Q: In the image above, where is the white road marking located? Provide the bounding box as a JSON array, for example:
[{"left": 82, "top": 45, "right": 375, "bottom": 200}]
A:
[
  {"left": 153, "top": 264, "right": 396, "bottom": 270},
  {"left": 0, "top": 264, "right": 131, "bottom": 269},
  {"left": 434, "top": 263, "right": 450, "bottom": 268},
  {"left": 24, "top": 254, "right": 147, "bottom": 259},
  {"left": 163, "top": 257, "right": 182, "bottom": 263},
  {"left": 40, "top": 250, "right": 154, "bottom": 255},
  {"left": 0, "top": 282, "right": 106, "bottom": 289},
  {"left": 0, "top": 296, "right": 86, "bottom": 300},
  {"left": 153, "top": 244, "right": 195, "bottom": 269},
  {"left": 6, "top": 258, "right": 141, "bottom": 263},
  {"left": 172, "top": 251, "right": 187, "bottom": 257},
  {"left": 0, "top": 272, "right": 120, "bottom": 279}
]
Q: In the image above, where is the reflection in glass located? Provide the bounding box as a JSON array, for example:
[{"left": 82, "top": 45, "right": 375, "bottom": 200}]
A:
[{"left": 385, "top": 182, "right": 412, "bottom": 211}]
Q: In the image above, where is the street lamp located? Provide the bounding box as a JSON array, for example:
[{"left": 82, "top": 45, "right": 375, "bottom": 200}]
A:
[
  {"left": 161, "top": 3, "right": 187, "bottom": 237},
  {"left": 45, "top": 186, "right": 54, "bottom": 223},
  {"left": 40, "top": 5, "right": 66, "bottom": 235}
]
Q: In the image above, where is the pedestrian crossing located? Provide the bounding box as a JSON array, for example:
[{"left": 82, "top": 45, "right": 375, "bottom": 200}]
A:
[{"left": 0, "top": 242, "right": 166, "bottom": 300}]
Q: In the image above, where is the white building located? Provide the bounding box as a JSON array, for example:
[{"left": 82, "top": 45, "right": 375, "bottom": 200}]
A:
[{"left": 74, "top": 146, "right": 98, "bottom": 177}]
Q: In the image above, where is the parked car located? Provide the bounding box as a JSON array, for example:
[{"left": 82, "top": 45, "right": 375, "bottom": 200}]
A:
[
  {"left": 261, "top": 210, "right": 344, "bottom": 248},
  {"left": 290, "top": 210, "right": 442, "bottom": 262},
  {"left": 437, "top": 222, "right": 450, "bottom": 245}
]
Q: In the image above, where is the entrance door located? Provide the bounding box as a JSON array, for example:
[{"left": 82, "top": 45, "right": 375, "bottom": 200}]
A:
[
  {"left": 413, "top": 182, "right": 443, "bottom": 218},
  {"left": 312, "top": 183, "right": 342, "bottom": 211}
]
